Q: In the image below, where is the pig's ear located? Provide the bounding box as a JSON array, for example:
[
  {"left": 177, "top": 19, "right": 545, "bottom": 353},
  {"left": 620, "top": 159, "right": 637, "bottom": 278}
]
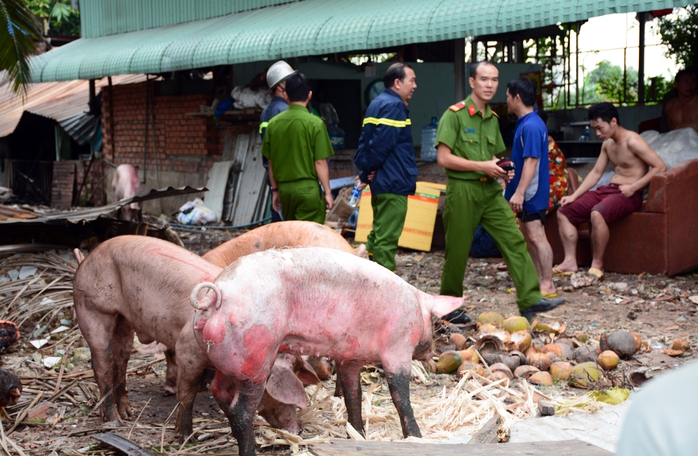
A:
[
  {"left": 266, "top": 362, "right": 309, "bottom": 409},
  {"left": 428, "top": 295, "right": 465, "bottom": 318},
  {"left": 297, "top": 358, "right": 321, "bottom": 386}
]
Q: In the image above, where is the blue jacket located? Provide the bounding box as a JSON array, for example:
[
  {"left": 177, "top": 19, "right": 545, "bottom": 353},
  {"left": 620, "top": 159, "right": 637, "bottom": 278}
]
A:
[
  {"left": 354, "top": 88, "right": 417, "bottom": 196},
  {"left": 259, "top": 96, "right": 289, "bottom": 168}
]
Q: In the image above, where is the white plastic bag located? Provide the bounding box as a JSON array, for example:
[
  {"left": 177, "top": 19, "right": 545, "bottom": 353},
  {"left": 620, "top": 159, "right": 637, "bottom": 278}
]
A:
[{"left": 177, "top": 198, "right": 217, "bottom": 225}]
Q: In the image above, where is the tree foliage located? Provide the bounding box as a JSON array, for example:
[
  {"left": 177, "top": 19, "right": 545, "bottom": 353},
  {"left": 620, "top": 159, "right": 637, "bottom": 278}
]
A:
[
  {"left": 583, "top": 60, "right": 638, "bottom": 105},
  {"left": 657, "top": 5, "right": 698, "bottom": 69},
  {"left": 26, "top": 0, "right": 79, "bottom": 36},
  {"left": 0, "top": 0, "right": 44, "bottom": 97}
]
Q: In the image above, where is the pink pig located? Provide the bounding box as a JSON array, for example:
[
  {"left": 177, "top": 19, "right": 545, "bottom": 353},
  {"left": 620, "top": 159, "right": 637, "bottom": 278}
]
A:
[
  {"left": 111, "top": 164, "right": 141, "bottom": 222},
  {"left": 72, "top": 236, "right": 319, "bottom": 442},
  {"left": 191, "top": 247, "right": 464, "bottom": 456}
]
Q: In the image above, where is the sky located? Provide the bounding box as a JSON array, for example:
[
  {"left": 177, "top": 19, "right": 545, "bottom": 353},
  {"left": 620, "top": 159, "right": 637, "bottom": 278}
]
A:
[{"left": 576, "top": 12, "right": 680, "bottom": 80}]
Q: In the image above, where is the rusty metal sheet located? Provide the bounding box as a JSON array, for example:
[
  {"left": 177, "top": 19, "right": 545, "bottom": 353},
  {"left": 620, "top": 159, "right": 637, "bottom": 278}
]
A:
[{"left": 0, "top": 186, "right": 206, "bottom": 225}]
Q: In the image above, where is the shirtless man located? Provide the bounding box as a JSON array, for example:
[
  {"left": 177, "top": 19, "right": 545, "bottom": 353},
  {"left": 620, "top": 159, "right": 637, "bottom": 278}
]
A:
[
  {"left": 554, "top": 102, "right": 666, "bottom": 278},
  {"left": 665, "top": 69, "right": 698, "bottom": 133}
]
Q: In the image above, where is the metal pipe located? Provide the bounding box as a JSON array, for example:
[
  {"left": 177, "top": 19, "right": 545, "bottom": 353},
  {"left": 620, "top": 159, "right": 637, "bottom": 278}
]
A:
[{"left": 638, "top": 12, "right": 646, "bottom": 104}]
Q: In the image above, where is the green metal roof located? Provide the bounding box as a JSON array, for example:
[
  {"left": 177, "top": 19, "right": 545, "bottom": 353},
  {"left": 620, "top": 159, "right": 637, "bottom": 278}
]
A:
[
  {"left": 31, "top": 0, "right": 695, "bottom": 82},
  {"left": 80, "top": 0, "right": 298, "bottom": 38}
]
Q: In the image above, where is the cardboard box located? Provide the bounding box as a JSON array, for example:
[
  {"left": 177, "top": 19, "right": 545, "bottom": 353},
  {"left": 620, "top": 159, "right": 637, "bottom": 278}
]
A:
[{"left": 354, "top": 181, "right": 446, "bottom": 252}]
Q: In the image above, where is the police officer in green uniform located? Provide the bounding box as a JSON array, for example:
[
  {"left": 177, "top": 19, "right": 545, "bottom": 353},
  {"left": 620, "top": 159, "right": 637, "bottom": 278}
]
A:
[
  {"left": 436, "top": 61, "right": 564, "bottom": 321},
  {"left": 262, "top": 73, "right": 334, "bottom": 223}
]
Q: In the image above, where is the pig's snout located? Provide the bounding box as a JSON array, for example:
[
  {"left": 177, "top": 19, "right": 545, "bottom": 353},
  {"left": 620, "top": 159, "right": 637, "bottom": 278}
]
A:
[{"left": 190, "top": 282, "right": 221, "bottom": 311}]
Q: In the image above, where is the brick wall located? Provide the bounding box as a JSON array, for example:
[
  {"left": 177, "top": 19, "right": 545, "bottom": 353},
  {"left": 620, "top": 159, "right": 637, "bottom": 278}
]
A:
[{"left": 101, "top": 81, "right": 224, "bottom": 173}]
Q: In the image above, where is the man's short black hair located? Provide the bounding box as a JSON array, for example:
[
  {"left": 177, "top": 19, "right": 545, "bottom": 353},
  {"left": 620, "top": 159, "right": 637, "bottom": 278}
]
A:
[
  {"left": 675, "top": 68, "right": 697, "bottom": 83},
  {"left": 285, "top": 73, "right": 310, "bottom": 102},
  {"left": 383, "top": 63, "right": 413, "bottom": 89},
  {"left": 506, "top": 77, "right": 537, "bottom": 107},
  {"left": 469, "top": 61, "right": 496, "bottom": 78},
  {"left": 588, "top": 102, "right": 620, "bottom": 125}
]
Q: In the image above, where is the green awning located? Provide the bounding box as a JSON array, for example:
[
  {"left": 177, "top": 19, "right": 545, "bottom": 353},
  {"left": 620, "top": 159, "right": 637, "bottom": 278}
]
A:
[{"left": 30, "top": 0, "right": 693, "bottom": 82}]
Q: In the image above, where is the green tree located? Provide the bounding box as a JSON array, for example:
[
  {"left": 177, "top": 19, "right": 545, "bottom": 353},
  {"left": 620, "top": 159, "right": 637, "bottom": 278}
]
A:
[
  {"left": 0, "top": 0, "right": 44, "bottom": 97},
  {"left": 26, "top": 0, "right": 79, "bottom": 36},
  {"left": 584, "top": 60, "right": 638, "bottom": 105},
  {"left": 657, "top": 5, "right": 698, "bottom": 69}
]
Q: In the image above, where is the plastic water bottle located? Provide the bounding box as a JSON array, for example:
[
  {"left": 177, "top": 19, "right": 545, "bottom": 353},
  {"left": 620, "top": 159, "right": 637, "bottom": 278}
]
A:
[
  {"left": 421, "top": 117, "right": 438, "bottom": 161},
  {"left": 348, "top": 185, "right": 361, "bottom": 207},
  {"left": 583, "top": 126, "right": 590, "bottom": 141}
]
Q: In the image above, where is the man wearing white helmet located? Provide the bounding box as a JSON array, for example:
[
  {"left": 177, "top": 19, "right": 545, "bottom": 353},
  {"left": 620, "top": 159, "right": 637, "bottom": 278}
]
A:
[{"left": 260, "top": 60, "right": 296, "bottom": 222}]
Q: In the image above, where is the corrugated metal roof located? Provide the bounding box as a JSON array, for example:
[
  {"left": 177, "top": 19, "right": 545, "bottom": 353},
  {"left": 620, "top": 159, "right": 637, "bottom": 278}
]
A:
[
  {"left": 30, "top": 0, "right": 694, "bottom": 83},
  {"left": 0, "top": 74, "right": 146, "bottom": 138},
  {"left": 0, "top": 186, "right": 206, "bottom": 225},
  {"left": 81, "top": 0, "right": 298, "bottom": 38}
]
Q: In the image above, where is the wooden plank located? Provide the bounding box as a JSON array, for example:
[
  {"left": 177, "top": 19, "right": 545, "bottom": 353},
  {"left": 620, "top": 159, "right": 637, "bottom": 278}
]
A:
[
  {"left": 309, "top": 439, "right": 613, "bottom": 456},
  {"left": 231, "top": 132, "right": 266, "bottom": 225},
  {"left": 203, "top": 161, "right": 235, "bottom": 222},
  {"left": 51, "top": 161, "right": 76, "bottom": 208}
]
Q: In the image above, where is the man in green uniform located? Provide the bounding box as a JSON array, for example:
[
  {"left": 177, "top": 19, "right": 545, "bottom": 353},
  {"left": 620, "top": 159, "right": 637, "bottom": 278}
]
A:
[
  {"left": 262, "top": 73, "right": 334, "bottom": 223},
  {"left": 435, "top": 61, "right": 564, "bottom": 321}
]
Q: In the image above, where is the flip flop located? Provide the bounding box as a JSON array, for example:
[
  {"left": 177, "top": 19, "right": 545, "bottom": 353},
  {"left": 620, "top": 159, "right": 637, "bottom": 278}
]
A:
[
  {"left": 588, "top": 268, "right": 605, "bottom": 280},
  {"left": 542, "top": 291, "right": 559, "bottom": 298},
  {"left": 552, "top": 265, "right": 573, "bottom": 277}
]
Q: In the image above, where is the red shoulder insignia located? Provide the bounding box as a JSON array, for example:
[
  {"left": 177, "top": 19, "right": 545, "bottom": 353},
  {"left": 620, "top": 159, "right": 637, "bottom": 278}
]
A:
[
  {"left": 468, "top": 104, "right": 477, "bottom": 116},
  {"left": 449, "top": 101, "right": 466, "bottom": 112}
]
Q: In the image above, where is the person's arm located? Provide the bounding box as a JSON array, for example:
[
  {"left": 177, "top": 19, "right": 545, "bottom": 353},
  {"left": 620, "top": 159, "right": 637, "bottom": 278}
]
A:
[
  {"left": 509, "top": 157, "right": 538, "bottom": 213},
  {"left": 619, "top": 136, "right": 667, "bottom": 197},
  {"left": 560, "top": 146, "right": 609, "bottom": 206},
  {"left": 267, "top": 160, "right": 281, "bottom": 213},
  {"left": 435, "top": 109, "right": 509, "bottom": 179},
  {"left": 314, "top": 159, "right": 334, "bottom": 210},
  {"left": 355, "top": 103, "right": 404, "bottom": 173}
]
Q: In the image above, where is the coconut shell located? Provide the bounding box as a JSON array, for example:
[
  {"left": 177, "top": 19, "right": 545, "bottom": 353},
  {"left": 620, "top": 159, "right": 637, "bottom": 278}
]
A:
[
  {"left": 514, "top": 364, "right": 540, "bottom": 379},
  {"left": 499, "top": 354, "right": 521, "bottom": 372},
  {"left": 575, "top": 333, "right": 589, "bottom": 343},
  {"left": 555, "top": 343, "right": 574, "bottom": 360},
  {"left": 528, "top": 352, "right": 552, "bottom": 371},
  {"left": 459, "top": 347, "right": 480, "bottom": 364},
  {"left": 489, "top": 370, "right": 512, "bottom": 383},
  {"left": 478, "top": 323, "right": 497, "bottom": 335},
  {"left": 449, "top": 333, "right": 467, "bottom": 351},
  {"left": 489, "top": 362, "right": 514, "bottom": 380},
  {"left": 555, "top": 338, "right": 575, "bottom": 349},
  {"left": 477, "top": 311, "right": 504, "bottom": 327},
  {"left": 601, "top": 330, "right": 638, "bottom": 359},
  {"left": 508, "top": 350, "right": 528, "bottom": 366},
  {"left": 597, "top": 350, "right": 620, "bottom": 371},
  {"left": 503, "top": 316, "right": 531, "bottom": 333},
  {"left": 508, "top": 330, "right": 532, "bottom": 353},
  {"left": 550, "top": 361, "right": 573, "bottom": 381},
  {"left": 528, "top": 371, "right": 554, "bottom": 386},
  {"left": 457, "top": 361, "right": 485, "bottom": 378},
  {"left": 630, "top": 332, "right": 642, "bottom": 351},
  {"left": 541, "top": 344, "right": 563, "bottom": 359},
  {"left": 532, "top": 319, "right": 567, "bottom": 335},
  {"left": 568, "top": 362, "right": 604, "bottom": 388},
  {"left": 671, "top": 338, "right": 691, "bottom": 352},
  {"left": 474, "top": 335, "right": 506, "bottom": 356},
  {"left": 574, "top": 346, "right": 598, "bottom": 364},
  {"left": 436, "top": 350, "right": 463, "bottom": 374}
]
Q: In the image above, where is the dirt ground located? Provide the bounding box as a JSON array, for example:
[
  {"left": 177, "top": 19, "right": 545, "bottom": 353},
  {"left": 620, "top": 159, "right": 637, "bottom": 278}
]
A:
[{"left": 0, "top": 163, "right": 696, "bottom": 454}]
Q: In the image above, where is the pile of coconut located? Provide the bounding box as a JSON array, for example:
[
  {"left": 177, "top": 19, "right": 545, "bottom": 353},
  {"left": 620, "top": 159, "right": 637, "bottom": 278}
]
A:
[{"left": 429, "top": 312, "right": 654, "bottom": 390}]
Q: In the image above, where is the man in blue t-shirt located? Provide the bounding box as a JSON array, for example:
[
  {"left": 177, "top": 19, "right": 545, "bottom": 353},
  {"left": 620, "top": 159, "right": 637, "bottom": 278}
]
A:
[{"left": 504, "top": 77, "right": 556, "bottom": 297}]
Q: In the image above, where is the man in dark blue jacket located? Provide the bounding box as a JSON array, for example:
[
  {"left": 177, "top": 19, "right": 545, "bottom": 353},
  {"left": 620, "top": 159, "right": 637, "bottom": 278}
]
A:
[{"left": 354, "top": 63, "right": 418, "bottom": 271}]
